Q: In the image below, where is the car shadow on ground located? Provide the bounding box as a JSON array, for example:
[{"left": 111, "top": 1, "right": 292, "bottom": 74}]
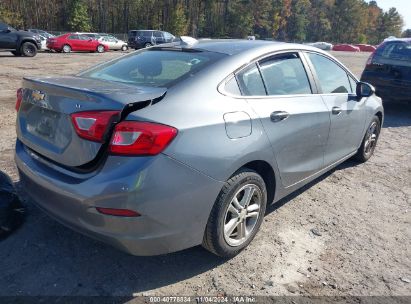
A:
[
  {"left": 0, "top": 178, "right": 227, "bottom": 296},
  {"left": 1, "top": 160, "right": 359, "bottom": 296}
]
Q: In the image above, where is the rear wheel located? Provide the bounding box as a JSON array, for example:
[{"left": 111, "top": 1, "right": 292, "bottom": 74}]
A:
[
  {"left": 21, "top": 42, "right": 37, "bottom": 57},
  {"left": 354, "top": 115, "right": 381, "bottom": 162},
  {"left": 144, "top": 42, "right": 152, "bottom": 48},
  {"left": 96, "top": 45, "right": 105, "bottom": 53},
  {"left": 62, "top": 44, "right": 71, "bottom": 53},
  {"left": 202, "top": 169, "right": 267, "bottom": 257},
  {"left": 121, "top": 45, "right": 128, "bottom": 51}
]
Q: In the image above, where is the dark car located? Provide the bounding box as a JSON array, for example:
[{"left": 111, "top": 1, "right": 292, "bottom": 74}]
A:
[
  {"left": 0, "top": 22, "right": 41, "bottom": 57},
  {"left": 361, "top": 38, "right": 411, "bottom": 103},
  {"left": 128, "top": 30, "right": 175, "bottom": 49}
]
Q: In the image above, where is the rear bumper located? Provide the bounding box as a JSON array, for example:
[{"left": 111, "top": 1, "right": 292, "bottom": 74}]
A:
[{"left": 15, "top": 140, "right": 223, "bottom": 255}]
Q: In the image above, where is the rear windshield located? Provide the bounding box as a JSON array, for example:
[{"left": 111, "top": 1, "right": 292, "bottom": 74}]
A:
[
  {"left": 377, "top": 41, "right": 411, "bottom": 61},
  {"left": 80, "top": 49, "right": 226, "bottom": 88}
]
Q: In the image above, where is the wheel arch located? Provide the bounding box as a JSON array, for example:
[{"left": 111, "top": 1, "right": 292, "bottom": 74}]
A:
[
  {"left": 375, "top": 111, "right": 383, "bottom": 125},
  {"left": 237, "top": 160, "right": 276, "bottom": 205},
  {"left": 19, "top": 38, "right": 39, "bottom": 50}
]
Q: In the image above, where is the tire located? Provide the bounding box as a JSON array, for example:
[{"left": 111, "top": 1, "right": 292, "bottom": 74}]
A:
[
  {"left": 354, "top": 115, "right": 381, "bottom": 163},
  {"left": 20, "top": 42, "right": 37, "bottom": 57},
  {"left": 96, "top": 45, "right": 105, "bottom": 53},
  {"left": 121, "top": 45, "right": 128, "bottom": 51},
  {"left": 144, "top": 42, "right": 152, "bottom": 48},
  {"left": 11, "top": 51, "right": 21, "bottom": 56},
  {"left": 62, "top": 44, "right": 71, "bottom": 53},
  {"left": 202, "top": 169, "right": 267, "bottom": 257}
]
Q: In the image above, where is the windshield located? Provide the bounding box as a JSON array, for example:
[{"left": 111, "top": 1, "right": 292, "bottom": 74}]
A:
[{"left": 80, "top": 49, "right": 226, "bottom": 88}]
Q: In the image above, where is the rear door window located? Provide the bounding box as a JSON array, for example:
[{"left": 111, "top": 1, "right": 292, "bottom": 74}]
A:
[
  {"left": 236, "top": 64, "right": 266, "bottom": 96},
  {"left": 307, "top": 53, "right": 352, "bottom": 94},
  {"left": 259, "top": 53, "right": 312, "bottom": 95}
]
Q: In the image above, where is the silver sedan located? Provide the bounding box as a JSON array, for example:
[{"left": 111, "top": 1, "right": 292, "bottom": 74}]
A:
[{"left": 15, "top": 39, "right": 383, "bottom": 257}]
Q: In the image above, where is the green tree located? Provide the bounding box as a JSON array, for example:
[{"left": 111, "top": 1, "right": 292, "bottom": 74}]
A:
[
  {"left": 168, "top": 2, "right": 188, "bottom": 36},
  {"left": 402, "top": 29, "right": 411, "bottom": 38},
  {"left": 376, "top": 7, "right": 404, "bottom": 42},
  {"left": 68, "top": 0, "right": 92, "bottom": 32},
  {"left": 0, "top": 4, "right": 23, "bottom": 28},
  {"left": 287, "top": 0, "right": 311, "bottom": 42}
]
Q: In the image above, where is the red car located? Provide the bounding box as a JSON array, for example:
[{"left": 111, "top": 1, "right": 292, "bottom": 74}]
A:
[
  {"left": 355, "top": 44, "right": 377, "bottom": 52},
  {"left": 47, "top": 33, "right": 108, "bottom": 53},
  {"left": 332, "top": 44, "right": 360, "bottom": 52}
]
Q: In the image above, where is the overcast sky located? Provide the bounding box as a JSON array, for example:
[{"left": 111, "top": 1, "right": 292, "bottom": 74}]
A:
[{"left": 374, "top": 0, "right": 410, "bottom": 29}]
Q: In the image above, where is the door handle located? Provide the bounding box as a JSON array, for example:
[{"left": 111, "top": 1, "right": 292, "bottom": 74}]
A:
[
  {"left": 270, "top": 111, "right": 289, "bottom": 122},
  {"left": 332, "top": 106, "right": 342, "bottom": 115}
]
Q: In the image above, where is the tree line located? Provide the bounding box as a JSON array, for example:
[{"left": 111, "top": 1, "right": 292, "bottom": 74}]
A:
[{"left": 0, "top": 0, "right": 409, "bottom": 45}]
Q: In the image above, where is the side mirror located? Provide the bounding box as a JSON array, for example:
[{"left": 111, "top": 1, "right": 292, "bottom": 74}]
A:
[{"left": 356, "top": 81, "right": 375, "bottom": 98}]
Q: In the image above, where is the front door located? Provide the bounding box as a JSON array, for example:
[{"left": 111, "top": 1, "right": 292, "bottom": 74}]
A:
[{"left": 305, "top": 52, "right": 366, "bottom": 165}]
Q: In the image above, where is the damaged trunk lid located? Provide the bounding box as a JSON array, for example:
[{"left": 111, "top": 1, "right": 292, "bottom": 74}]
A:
[{"left": 16, "top": 76, "right": 166, "bottom": 167}]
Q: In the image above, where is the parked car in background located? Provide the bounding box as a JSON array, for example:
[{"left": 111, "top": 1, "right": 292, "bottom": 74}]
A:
[
  {"left": 47, "top": 33, "right": 108, "bottom": 53},
  {"left": 361, "top": 38, "right": 411, "bottom": 103},
  {"left": 0, "top": 21, "right": 41, "bottom": 56},
  {"left": 306, "top": 41, "right": 333, "bottom": 50},
  {"left": 128, "top": 30, "right": 175, "bottom": 49},
  {"left": 355, "top": 44, "right": 376, "bottom": 52},
  {"left": 38, "top": 35, "right": 48, "bottom": 50},
  {"left": 27, "top": 29, "right": 54, "bottom": 39},
  {"left": 15, "top": 39, "right": 383, "bottom": 257},
  {"left": 98, "top": 35, "right": 128, "bottom": 51},
  {"left": 332, "top": 44, "right": 360, "bottom": 52}
]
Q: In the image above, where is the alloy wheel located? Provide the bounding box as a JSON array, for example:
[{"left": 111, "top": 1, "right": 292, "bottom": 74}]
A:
[
  {"left": 364, "top": 121, "right": 378, "bottom": 155},
  {"left": 223, "top": 184, "right": 262, "bottom": 247}
]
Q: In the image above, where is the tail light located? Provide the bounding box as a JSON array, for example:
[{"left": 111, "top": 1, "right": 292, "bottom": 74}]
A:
[
  {"left": 109, "top": 121, "right": 177, "bottom": 156},
  {"left": 71, "top": 111, "right": 120, "bottom": 142},
  {"left": 16, "top": 88, "right": 23, "bottom": 112}
]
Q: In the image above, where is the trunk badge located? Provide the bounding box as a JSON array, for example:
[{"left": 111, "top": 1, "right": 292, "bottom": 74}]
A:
[{"left": 32, "top": 90, "right": 45, "bottom": 101}]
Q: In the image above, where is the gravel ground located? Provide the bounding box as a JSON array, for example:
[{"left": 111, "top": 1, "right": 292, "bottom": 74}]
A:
[{"left": 0, "top": 50, "right": 410, "bottom": 297}]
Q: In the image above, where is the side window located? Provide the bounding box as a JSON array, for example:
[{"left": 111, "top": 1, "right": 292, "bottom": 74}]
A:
[
  {"left": 236, "top": 63, "right": 266, "bottom": 96},
  {"left": 224, "top": 76, "right": 241, "bottom": 95},
  {"left": 348, "top": 76, "right": 357, "bottom": 94},
  {"left": 68, "top": 35, "right": 78, "bottom": 40},
  {"left": 259, "top": 53, "right": 312, "bottom": 95},
  {"left": 154, "top": 31, "right": 163, "bottom": 38},
  {"left": 307, "top": 53, "right": 351, "bottom": 94},
  {"left": 0, "top": 23, "right": 7, "bottom": 31}
]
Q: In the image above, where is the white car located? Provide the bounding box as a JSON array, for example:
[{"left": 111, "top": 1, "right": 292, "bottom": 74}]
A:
[
  {"left": 306, "top": 41, "right": 333, "bottom": 50},
  {"left": 38, "top": 35, "right": 48, "bottom": 50},
  {"left": 98, "top": 36, "right": 128, "bottom": 51}
]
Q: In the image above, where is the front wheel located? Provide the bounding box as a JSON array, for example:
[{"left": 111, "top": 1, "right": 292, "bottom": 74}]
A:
[
  {"left": 202, "top": 169, "right": 267, "bottom": 257},
  {"left": 121, "top": 45, "right": 128, "bottom": 51},
  {"left": 21, "top": 42, "right": 37, "bottom": 57},
  {"left": 144, "top": 42, "right": 152, "bottom": 48},
  {"left": 354, "top": 115, "right": 381, "bottom": 162},
  {"left": 96, "top": 45, "right": 105, "bottom": 53}
]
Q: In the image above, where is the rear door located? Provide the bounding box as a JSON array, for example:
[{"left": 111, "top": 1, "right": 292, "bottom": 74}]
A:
[
  {"left": 154, "top": 31, "right": 165, "bottom": 45},
  {"left": 241, "top": 52, "right": 330, "bottom": 188},
  {"left": 78, "top": 35, "right": 92, "bottom": 51},
  {"left": 67, "top": 34, "right": 81, "bottom": 51},
  {"left": 304, "top": 52, "right": 366, "bottom": 166}
]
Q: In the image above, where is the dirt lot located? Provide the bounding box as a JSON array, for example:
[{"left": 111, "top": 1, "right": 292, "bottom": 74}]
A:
[{"left": 0, "top": 50, "right": 410, "bottom": 297}]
